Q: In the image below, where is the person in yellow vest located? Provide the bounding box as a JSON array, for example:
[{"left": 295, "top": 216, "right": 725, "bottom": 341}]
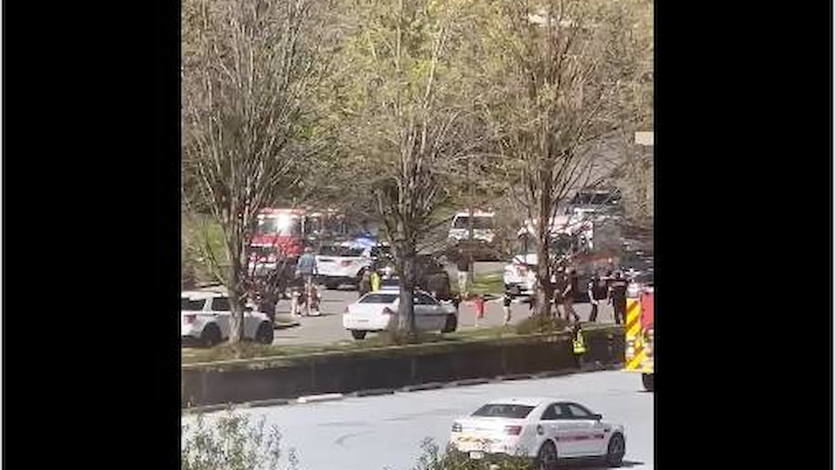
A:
[
  {"left": 572, "top": 323, "right": 586, "bottom": 354},
  {"left": 571, "top": 322, "right": 586, "bottom": 368},
  {"left": 370, "top": 268, "right": 381, "bottom": 292}
]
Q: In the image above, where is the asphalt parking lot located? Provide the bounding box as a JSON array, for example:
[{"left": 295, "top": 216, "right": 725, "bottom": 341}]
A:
[{"left": 270, "top": 288, "right": 617, "bottom": 347}]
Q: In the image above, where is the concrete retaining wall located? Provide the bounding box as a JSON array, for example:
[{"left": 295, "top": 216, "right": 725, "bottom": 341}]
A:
[{"left": 182, "top": 326, "right": 624, "bottom": 408}]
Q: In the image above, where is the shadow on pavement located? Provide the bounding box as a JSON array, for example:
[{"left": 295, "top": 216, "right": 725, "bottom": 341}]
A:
[{"left": 560, "top": 459, "right": 645, "bottom": 469}]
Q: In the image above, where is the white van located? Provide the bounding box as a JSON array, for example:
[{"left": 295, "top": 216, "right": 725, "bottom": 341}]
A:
[{"left": 448, "top": 211, "right": 496, "bottom": 243}]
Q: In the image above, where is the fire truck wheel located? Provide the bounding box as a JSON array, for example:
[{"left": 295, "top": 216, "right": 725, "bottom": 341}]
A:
[{"left": 641, "top": 373, "right": 654, "bottom": 392}]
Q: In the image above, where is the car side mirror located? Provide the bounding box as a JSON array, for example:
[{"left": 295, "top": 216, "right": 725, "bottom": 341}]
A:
[{"left": 591, "top": 414, "right": 603, "bottom": 421}]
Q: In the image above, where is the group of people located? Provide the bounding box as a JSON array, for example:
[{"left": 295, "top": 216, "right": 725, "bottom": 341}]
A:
[
  {"left": 497, "top": 267, "right": 631, "bottom": 326},
  {"left": 588, "top": 270, "right": 629, "bottom": 325}
]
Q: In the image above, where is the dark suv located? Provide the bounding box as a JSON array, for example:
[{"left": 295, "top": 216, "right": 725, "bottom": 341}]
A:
[{"left": 371, "top": 254, "right": 452, "bottom": 300}]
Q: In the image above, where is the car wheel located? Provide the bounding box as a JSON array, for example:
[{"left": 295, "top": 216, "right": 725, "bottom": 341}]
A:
[
  {"left": 535, "top": 441, "right": 558, "bottom": 470},
  {"left": 642, "top": 373, "right": 654, "bottom": 392},
  {"left": 441, "top": 314, "right": 457, "bottom": 333},
  {"left": 200, "top": 324, "right": 222, "bottom": 348},
  {"left": 255, "top": 322, "right": 274, "bottom": 345},
  {"left": 605, "top": 433, "right": 626, "bottom": 467},
  {"left": 350, "top": 330, "right": 367, "bottom": 340}
]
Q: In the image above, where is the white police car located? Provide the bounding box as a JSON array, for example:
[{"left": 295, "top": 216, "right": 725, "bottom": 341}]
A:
[{"left": 449, "top": 397, "right": 626, "bottom": 468}]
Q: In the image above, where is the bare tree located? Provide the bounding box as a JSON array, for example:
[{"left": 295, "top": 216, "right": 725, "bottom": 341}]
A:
[
  {"left": 182, "top": 0, "right": 330, "bottom": 344},
  {"left": 480, "top": 0, "right": 646, "bottom": 317},
  {"left": 328, "top": 0, "right": 482, "bottom": 339}
]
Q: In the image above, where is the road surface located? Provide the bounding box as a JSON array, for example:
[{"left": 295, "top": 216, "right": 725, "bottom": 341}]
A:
[
  {"left": 183, "top": 370, "right": 653, "bottom": 470},
  {"left": 271, "top": 287, "right": 618, "bottom": 346}
]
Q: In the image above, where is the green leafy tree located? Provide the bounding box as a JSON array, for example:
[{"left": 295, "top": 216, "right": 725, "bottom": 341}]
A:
[
  {"left": 326, "top": 0, "right": 483, "bottom": 339},
  {"left": 476, "top": 0, "right": 648, "bottom": 317},
  {"left": 181, "top": 412, "right": 298, "bottom": 470}
]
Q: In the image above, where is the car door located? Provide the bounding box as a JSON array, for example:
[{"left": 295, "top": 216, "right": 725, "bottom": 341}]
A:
[
  {"left": 210, "top": 297, "right": 232, "bottom": 339},
  {"left": 564, "top": 403, "right": 607, "bottom": 456},
  {"left": 539, "top": 403, "right": 584, "bottom": 457},
  {"left": 414, "top": 293, "right": 445, "bottom": 331}
]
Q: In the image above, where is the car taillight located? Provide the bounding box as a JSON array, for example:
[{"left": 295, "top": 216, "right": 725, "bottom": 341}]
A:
[
  {"left": 184, "top": 314, "right": 196, "bottom": 324},
  {"left": 340, "top": 260, "right": 352, "bottom": 267},
  {"left": 382, "top": 307, "right": 395, "bottom": 315},
  {"left": 504, "top": 425, "right": 523, "bottom": 435},
  {"left": 451, "top": 422, "right": 462, "bottom": 432}
]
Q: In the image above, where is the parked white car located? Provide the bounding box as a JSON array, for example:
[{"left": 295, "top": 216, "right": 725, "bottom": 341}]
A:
[
  {"left": 342, "top": 291, "right": 458, "bottom": 340},
  {"left": 449, "top": 397, "right": 626, "bottom": 468},
  {"left": 503, "top": 254, "right": 537, "bottom": 298},
  {"left": 316, "top": 242, "right": 376, "bottom": 290},
  {"left": 181, "top": 291, "right": 274, "bottom": 347}
]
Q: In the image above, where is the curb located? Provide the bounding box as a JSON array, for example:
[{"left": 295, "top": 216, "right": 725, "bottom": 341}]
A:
[
  {"left": 182, "top": 403, "right": 233, "bottom": 414},
  {"left": 400, "top": 382, "right": 445, "bottom": 392},
  {"left": 532, "top": 369, "right": 575, "bottom": 379},
  {"left": 181, "top": 364, "right": 625, "bottom": 413},
  {"left": 448, "top": 378, "right": 491, "bottom": 387},
  {"left": 495, "top": 373, "right": 534, "bottom": 382},
  {"left": 297, "top": 393, "right": 344, "bottom": 404},
  {"left": 350, "top": 388, "right": 396, "bottom": 398},
  {"left": 245, "top": 398, "right": 292, "bottom": 409}
]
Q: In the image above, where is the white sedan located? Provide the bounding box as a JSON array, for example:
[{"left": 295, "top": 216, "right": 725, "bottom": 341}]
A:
[
  {"left": 342, "top": 290, "right": 458, "bottom": 340},
  {"left": 181, "top": 291, "right": 274, "bottom": 347},
  {"left": 449, "top": 397, "right": 626, "bottom": 469}
]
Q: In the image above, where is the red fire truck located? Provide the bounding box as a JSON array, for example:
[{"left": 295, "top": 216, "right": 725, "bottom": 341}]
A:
[
  {"left": 249, "top": 208, "right": 307, "bottom": 270},
  {"left": 248, "top": 207, "right": 355, "bottom": 273}
]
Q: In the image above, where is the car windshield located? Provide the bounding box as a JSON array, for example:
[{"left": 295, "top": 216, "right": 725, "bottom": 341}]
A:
[
  {"left": 181, "top": 298, "right": 204, "bottom": 310},
  {"left": 359, "top": 293, "right": 399, "bottom": 304},
  {"left": 453, "top": 216, "right": 493, "bottom": 229},
  {"left": 319, "top": 245, "right": 365, "bottom": 257},
  {"left": 472, "top": 404, "right": 535, "bottom": 419}
]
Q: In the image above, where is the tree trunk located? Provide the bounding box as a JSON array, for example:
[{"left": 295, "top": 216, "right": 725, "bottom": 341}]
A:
[
  {"left": 226, "top": 241, "right": 246, "bottom": 344},
  {"left": 535, "top": 239, "right": 553, "bottom": 318},
  {"left": 396, "top": 244, "right": 417, "bottom": 340}
]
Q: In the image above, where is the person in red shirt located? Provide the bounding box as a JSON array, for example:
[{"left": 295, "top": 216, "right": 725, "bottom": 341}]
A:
[{"left": 473, "top": 294, "right": 486, "bottom": 327}]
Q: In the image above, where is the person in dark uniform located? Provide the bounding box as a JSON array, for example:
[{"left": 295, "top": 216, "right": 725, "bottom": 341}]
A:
[
  {"left": 587, "top": 272, "right": 604, "bottom": 323},
  {"left": 502, "top": 292, "right": 513, "bottom": 325},
  {"left": 561, "top": 268, "right": 580, "bottom": 324},
  {"left": 358, "top": 269, "right": 372, "bottom": 297},
  {"left": 608, "top": 271, "right": 628, "bottom": 324}
]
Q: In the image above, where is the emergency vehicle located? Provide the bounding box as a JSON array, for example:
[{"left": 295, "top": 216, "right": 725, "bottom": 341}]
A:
[
  {"left": 624, "top": 282, "right": 654, "bottom": 391},
  {"left": 248, "top": 207, "right": 354, "bottom": 272},
  {"left": 250, "top": 208, "right": 307, "bottom": 268}
]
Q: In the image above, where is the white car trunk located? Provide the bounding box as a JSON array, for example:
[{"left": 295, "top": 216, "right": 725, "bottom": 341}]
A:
[{"left": 457, "top": 417, "right": 527, "bottom": 439}]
